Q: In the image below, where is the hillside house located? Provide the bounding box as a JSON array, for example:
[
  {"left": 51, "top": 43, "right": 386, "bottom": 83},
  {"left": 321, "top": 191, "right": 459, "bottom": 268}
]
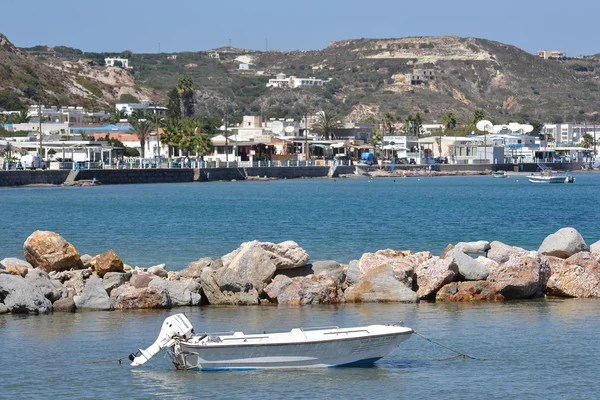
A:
[
  {"left": 105, "top": 57, "right": 131, "bottom": 69},
  {"left": 267, "top": 74, "right": 325, "bottom": 88},
  {"left": 405, "top": 69, "right": 435, "bottom": 85},
  {"left": 537, "top": 50, "right": 566, "bottom": 59}
]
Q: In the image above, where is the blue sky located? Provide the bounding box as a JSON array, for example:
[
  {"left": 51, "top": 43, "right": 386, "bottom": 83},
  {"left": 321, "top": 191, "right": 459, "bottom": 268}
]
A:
[{"left": 1, "top": 0, "right": 599, "bottom": 56}]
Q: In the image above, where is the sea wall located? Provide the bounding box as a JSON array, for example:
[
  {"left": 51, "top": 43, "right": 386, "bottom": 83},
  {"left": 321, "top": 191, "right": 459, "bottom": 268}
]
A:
[
  {"left": 197, "top": 166, "right": 330, "bottom": 181},
  {"left": 0, "top": 171, "right": 70, "bottom": 187},
  {"left": 76, "top": 169, "right": 195, "bottom": 184}
]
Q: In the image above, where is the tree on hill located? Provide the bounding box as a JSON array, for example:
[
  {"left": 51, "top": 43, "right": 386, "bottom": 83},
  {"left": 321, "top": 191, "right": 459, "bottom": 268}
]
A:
[
  {"left": 118, "top": 93, "right": 139, "bottom": 103},
  {"left": 166, "top": 87, "right": 181, "bottom": 120},
  {"left": 0, "top": 90, "right": 25, "bottom": 111},
  {"left": 312, "top": 110, "right": 342, "bottom": 140},
  {"left": 471, "top": 110, "right": 485, "bottom": 126},
  {"left": 175, "top": 76, "right": 195, "bottom": 118},
  {"left": 442, "top": 112, "right": 457, "bottom": 131}
]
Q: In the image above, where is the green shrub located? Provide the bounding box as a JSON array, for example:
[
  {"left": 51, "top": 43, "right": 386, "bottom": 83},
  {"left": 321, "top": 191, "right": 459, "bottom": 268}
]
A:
[{"left": 76, "top": 77, "right": 103, "bottom": 97}]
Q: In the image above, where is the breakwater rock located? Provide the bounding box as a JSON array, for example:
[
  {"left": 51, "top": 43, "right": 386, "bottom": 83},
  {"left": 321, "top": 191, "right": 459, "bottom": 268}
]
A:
[{"left": 1, "top": 227, "right": 600, "bottom": 314}]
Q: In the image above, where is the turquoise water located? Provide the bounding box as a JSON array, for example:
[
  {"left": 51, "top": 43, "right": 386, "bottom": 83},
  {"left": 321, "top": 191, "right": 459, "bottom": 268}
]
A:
[
  {"left": 1, "top": 174, "right": 599, "bottom": 268},
  {"left": 2, "top": 301, "right": 599, "bottom": 399},
  {"left": 2, "top": 175, "right": 600, "bottom": 399}
]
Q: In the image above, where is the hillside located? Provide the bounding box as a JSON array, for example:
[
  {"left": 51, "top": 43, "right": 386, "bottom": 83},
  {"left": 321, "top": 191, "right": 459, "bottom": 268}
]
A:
[
  {"left": 8, "top": 34, "right": 600, "bottom": 124},
  {"left": 0, "top": 34, "right": 159, "bottom": 111}
]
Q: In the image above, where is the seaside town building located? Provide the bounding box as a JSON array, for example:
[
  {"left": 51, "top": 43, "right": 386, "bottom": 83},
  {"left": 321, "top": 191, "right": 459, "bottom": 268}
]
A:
[{"left": 115, "top": 103, "right": 167, "bottom": 117}]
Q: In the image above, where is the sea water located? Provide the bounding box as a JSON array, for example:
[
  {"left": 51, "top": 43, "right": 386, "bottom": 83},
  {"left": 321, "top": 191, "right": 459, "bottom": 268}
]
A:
[
  {"left": 1, "top": 174, "right": 600, "bottom": 399},
  {"left": 1, "top": 174, "right": 599, "bottom": 267}
]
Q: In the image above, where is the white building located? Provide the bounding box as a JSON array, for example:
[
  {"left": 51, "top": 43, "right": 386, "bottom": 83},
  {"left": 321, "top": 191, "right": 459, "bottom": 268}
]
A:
[
  {"left": 115, "top": 103, "right": 167, "bottom": 117},
  {"left": 105, "top": 57, "right": 131, "bottom": 69},
  {"left": 266, "top": 74, "right": 325, "bottom": 88},
  {"left": 239, "top": 63, "right": 250, "bottom": 70}
]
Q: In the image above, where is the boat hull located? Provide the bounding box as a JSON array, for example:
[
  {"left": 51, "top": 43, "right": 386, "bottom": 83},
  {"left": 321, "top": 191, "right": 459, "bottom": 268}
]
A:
[
  {"left": 175, "top": 328, "right": 412, "bottom": 370},
  {"left": 527, "top": 176, "right": 571, "bottom": 183}
]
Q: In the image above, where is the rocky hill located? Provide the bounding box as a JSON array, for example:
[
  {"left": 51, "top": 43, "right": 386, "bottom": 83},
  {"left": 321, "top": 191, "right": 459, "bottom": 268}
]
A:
[
  {"left": 7, "top": 34, "right": 600, "bottom": 124},
  {"left": 0, "top": 34, "right": 158, "bottom": 111}
]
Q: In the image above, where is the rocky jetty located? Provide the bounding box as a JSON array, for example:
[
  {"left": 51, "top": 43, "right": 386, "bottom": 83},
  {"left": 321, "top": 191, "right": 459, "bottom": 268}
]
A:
[{"left": 1, "top": 227, "right": 600, "bottom": 314}]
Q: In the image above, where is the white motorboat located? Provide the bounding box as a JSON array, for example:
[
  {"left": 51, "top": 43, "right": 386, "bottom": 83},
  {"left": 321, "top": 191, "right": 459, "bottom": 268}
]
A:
[
  {"left": 492, "top": 170, "right": 508, "bottom": 178},
  {"left": 527, "top": 170, "right": 575, "bottom": 184},
  {"left": 129, "top": 314, "right": 413, "bottom": 370}
]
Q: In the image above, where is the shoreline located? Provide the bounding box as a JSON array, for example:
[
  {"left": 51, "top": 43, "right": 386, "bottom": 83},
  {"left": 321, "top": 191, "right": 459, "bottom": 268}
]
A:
[
  {"left": 1, "top": 228, "right": 599, "bottom": 315},
  {"left": 2, "top": 167, "right": 595, "bottom": 188}
]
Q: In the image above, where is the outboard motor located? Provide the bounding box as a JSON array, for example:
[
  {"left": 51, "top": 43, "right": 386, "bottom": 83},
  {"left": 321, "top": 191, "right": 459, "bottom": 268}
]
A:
[{"left": 130, "top": 314, "right": 194, "bottom": 366}]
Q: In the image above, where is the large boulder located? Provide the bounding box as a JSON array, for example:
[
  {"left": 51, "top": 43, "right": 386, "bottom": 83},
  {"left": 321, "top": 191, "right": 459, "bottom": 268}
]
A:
[
  {"left": 5, "top": 265, "right": 28, "bottom": 277},
  {"left": 265, "top": 275, "right": 343, "bottom": 305},
  {"left": 23, "top": 231, "right": 81, "bottom": 273},
  {"left": 538, "top": 227, "right": 589, "bottom": 259},
  {"left": 345, "top": 265, "right": 418, "bottom": 303},
  {"left": 221, "top": 244, "right": 277, "bottom": 293},
  {"left": 590, "top": 240, "right": 600, "bottom": 262},
  {"left": 53, "top": 297, "right": 76, "bottom": 312},
  {"left": 60, "top": 269, "right": 92, "bottom": 297},
  {"left": 110, "top": 284, "right": 172, "bottom": 309},
  {"left": 487, "top": 241, "right": 526, "bottom": 264},
  {"left": 565, "top": 252, "right": 600, "bottom": 274},
  {"left": 0, "top": 274, "right": 52, "bottom": 314},
  {"left": 345, "top": 260, "right": 361, "bottom": 286},
  {"left": 0, "top": 303, "right": 8, "bottom": 314},
  {"left": 90, "top": 249, "right": 124, "bottom": 278},
  {"left": 199, "top": 267, "right": 259, "bottom": 305},
  {"left": 436, "top": 281, "right": 505, "bottom": 302},
  {"left": 222, "top": 240, "right": 309, "bottom": 271},
  {"left": 487, "top": 252, "right": 549, "bottom": 300},
  {"left": 74, "top": 276, "right": 112, "bottom": 311},
  {"left": 264, "top": 275, "right": 296, "bottom": 302},
  {"left": 148, "top": 264, "right": 168, "bottom": 278},
  {"left": 546, "top": 265, "right": 600, "bottom": 298},
  {"left": 446, "top": 249, "right": 489, "bottom": 281},
  {"left": 454, "top": 241, "right": 490, "bottom": 255},
  {"left": 25, "top": 268, "right": 61, "bottom": 302},
  {"left": 357, "top": 250, "right": 416, "bottom": 287},
  {"left": 149, "top": 278, "right": 202, "bottom": 306},
  {"left": 414, "top": 257, "right": 458, "bottom": 300},
  {"left": 180, "top": 258, "right": 215, "bottom": 279},
  {"left": 1, "top": 258, "right": 33, "bottom": 271},
  {"left": 311, "top": 261, "right": 346, "bottom": 285},
  {"left": 102, "top": 272, "right": 130, "bottom": 295},
  {"left": 475, "top": 256, "right": 501, "bottom": 277},
  {"left": 130, "top": 271, "right": 155, "bottom": 288}
]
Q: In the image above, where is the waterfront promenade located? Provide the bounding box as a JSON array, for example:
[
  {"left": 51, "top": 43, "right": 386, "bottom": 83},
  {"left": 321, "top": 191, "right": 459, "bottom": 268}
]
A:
[{"left": 0, "top": 160, "right": 584, "bottom": 186}]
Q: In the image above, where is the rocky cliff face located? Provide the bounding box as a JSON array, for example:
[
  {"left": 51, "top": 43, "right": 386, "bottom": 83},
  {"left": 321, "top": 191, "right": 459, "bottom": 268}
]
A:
[{"left": 0, "top": 33, "right": 158, "bottom": 109}]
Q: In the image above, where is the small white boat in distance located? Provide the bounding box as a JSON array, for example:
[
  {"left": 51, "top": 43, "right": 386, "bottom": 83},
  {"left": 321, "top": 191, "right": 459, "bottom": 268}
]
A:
[
  {"left": 130, "top": 314, "right": 413, "bottom": 370},
  {"left": 492, "top": 170, "right": 508, "bottom": 178}
]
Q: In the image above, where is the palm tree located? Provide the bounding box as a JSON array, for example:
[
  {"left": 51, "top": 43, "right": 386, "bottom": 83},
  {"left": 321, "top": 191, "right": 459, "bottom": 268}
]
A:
[
  {"left": 384, "top": 113, "right": 396, "bottom": 134},
  {"left": 442, "top": 112, "right": 457, "bottom": 131},
  {"left": 162, "top": 118, "right": 182, "bottom": 157},
  {"left": 312, "top": 110, "right": 341, "bottom": 140},
  {"left": 130, "top": 119, "right": 153, "bottom": 158},
  {"left": 129, "top": 109, "right": 150, "bottom": 123},
  {"left": 470, "top": 110, "right": 485, "bottom": 126},
  {"left": 109, "top": 108, "right": 128, "bottom": 124},
  {"left": 16, "top": 109, "right": 30, "bottom": 123},
  {"left": 175, "top": 76, "right": 195, "bottom": 118}
]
